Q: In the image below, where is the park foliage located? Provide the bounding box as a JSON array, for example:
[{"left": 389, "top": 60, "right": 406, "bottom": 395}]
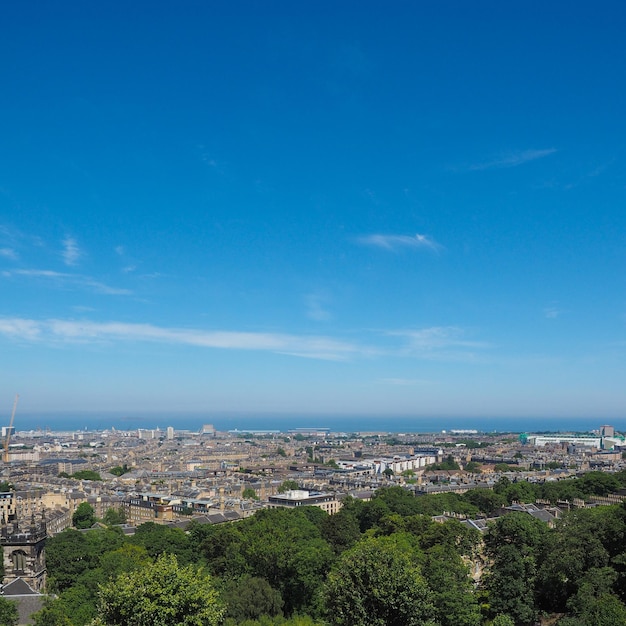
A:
[{"left": 32, "top": 470, "right": 626, "bottom": 625}]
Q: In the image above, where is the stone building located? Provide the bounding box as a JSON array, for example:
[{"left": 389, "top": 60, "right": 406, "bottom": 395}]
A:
[{"left": 0, "top": 514, "right": 46, "bottom": 592}]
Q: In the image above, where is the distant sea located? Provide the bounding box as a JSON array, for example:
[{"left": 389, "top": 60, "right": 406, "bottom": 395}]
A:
[{"left": 13, "top": 412, "right": 624, "bottom": 434}]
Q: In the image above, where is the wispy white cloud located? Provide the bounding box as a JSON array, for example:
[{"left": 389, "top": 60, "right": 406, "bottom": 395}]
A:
[
  {"left": 0, "top": 318, "right": 359, "bottom": 361},
  {"left": 0, "top": 248, "right": 18, "bottom": 260},
  {"left": 387, "top": 326, "right": 489, "bottom": 361},
  {"left": 544, "top": 307, "right": 561, "bottom": 319},
  {"left": 114, "top": 245, "right": 138, "bottom": 273},
  {"left": 62, "top": 236, "right": 82, "bottom": 266},
  {"left": 357, "top": 233, "right": 441, "bottom": 252},
  {"left": 2, "top": 269, "right": 131, "bottom": 296},
  {"left": 0, "top": 315, "right": 492, "bottom": 364},
  {"left": 305, "top": 293, "right": 332, "bottom": 321},
  {"left": 0, "top": 318, "right": 42, "bottom": 340},
  {"left": 469, "top": 148, "right": 557, "bottom": 171}
]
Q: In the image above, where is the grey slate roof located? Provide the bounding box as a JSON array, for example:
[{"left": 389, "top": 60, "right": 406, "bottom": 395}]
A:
[{"left": 1, "top": 579, "right": 47, "bottom": 626}]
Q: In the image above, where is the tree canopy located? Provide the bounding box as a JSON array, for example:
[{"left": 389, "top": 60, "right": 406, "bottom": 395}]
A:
[
  {"left": 96, "top": 553, "right": 224, "bottom": 626},
  {"left": 36, "top": 474, "right": 626, "bottom": 626},
  {"left": 72, "top": 503, "right": 96, "bottom": 529},
  {"left": 323, "top": 536, "right": 435, "bottom": 626}
]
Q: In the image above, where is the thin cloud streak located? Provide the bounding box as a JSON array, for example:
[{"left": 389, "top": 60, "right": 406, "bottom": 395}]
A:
[
  {"left": 305, "top": 293, "right": 332, "bottom": 321},
  {"left": 2, "top": 269, "right": 131, "bottom": 295},
  {"left": 0, "top": 317, "right": 490, "bottom": 363},
  {"left": 390, "top": 326, "right": 489, "bottom": 348},
  {"left": 0, "top": 318, "right": 42, "bottom": 340},
  {"left": 0, "top": 318, "right": 360, "bottom": 361},
  {"left": 357, "top": 233, "right": 441, "bottom": 252},
  {"left": 62, "top": 236, "right": 82, "bottom": 266},
  {"left": 544, "top": 307, "right": 561, "bottom": 319},
  {"left": 470, "top": 148, "right": 557, "bottom": 171},
  {"left": 0, "top": 248, "right": 18, "bottom": 260},
  {"left": 387, "top": 326, "right": 490, "bottom": 361}
]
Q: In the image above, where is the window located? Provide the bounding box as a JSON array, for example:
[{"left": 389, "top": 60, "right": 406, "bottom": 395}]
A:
[{"left": 12, "top": 550, "right": 27, "bottom": 572}]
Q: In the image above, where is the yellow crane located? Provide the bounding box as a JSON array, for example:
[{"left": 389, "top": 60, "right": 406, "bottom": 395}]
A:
[{"left": 4, "top": 394, "right": 19, "bottom": 464}]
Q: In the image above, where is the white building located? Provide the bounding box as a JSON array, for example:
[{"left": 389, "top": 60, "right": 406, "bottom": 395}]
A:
[{"left": 268, "top": 490, "right": 341, "bottom": 515}]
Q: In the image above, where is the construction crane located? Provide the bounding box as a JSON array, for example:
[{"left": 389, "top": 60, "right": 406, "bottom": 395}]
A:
[{"left": 4, "top": 394, "right": 19, "bottom": 464}]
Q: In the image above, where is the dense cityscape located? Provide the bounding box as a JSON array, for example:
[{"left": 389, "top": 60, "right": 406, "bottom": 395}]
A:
[{"left": 1, "top": 406, "right": 625, "bottom": 624}]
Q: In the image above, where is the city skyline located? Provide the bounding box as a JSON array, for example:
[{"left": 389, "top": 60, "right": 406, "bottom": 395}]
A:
[{"left": 2, "top": 2, "right": 626, "bottom": 420}]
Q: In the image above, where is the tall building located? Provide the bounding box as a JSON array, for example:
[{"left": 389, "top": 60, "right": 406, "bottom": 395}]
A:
[
  {"left": 600, "top": 425, "right": 615, "bottom": 437},
  {"left": 166, "top": 426, "right": 175, "bottom": 440}
]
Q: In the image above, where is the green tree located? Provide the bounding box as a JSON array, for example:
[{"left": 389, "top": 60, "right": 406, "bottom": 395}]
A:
[
  {"left": 71, "top": 470, "right": 102, "bottom": 481},
  {"left": 222, "top": 576, "right": 283, "bottom": 622},
  {"left": 464, "top": 461, "right": 481, "bottom": 472},
  {"left": 578, "top": 472, "right": 622, "bottom": 497},
  {"left": 484, "top": 514, "right": 547, "bottom": 625},
  {"left": 463, "top": 489, "right": 506, "bottom": 515},
  {"left": 102, "top": 507, "right": 126, "bottom": 526},
  {"left": 0, "top": 597, "right": 18, "bottom": 626},
  {"left": 418, "top": 518, "right": 480, "bottom": 557},
  {"left": 537, "top": 509, "right": 613, "bottom": 612},
  {"left": 491, "top": 616, "right": 514, "bottom": 626},
  {"left": 129, "top": 522, "right": 193, "bottom": 564},
  {"left": 192, "top": 522, "right": 247, "bottom": 579},
  {"left": 321, "top": 508, "right": 361, "bottom": 554},
  {"left": 412, "top": 492, "right": 479, "bottom": 518},
  {"left": 539, "top": 479, "right": 583, "bottom": 503},
  {"left": 109, "top": 464, "right": 131, "bottom": 476},
  {"left": 422, "top": 543, "right": 481, "bottom": 626},
  {"left": 73, "top": 502, "right": 96, "bottom": 529},
  {"left": 501, "top": 480, "right": 539, "bottom": 504},
  {"left": 242, "top": 487, "right": 259, "bottom": 500},
  {"left": 46, "top": 529, "right": 96, "bottom": 592},
  {"left": 560, "top": 593, "right": 626, "bottom": 626},
  {"left": 373, "top": 486, "right": 422, "bottom": 517},
  {"left": 96, "top": 553, "right": 224, "bottom": 626},
  {"left": 493, "top": 476, "right": 511, "bottom": 494},
  {"left": 55, "top": 581, "right": 99, "bottom": 625},
  {"left": 237, "top": 509, "right": 333, "bottom": 615},
  {"left": 323, "top": 536, "right": 435, "bottom": 626},
  {"left": 278, "top": 480, "right": 299, "bottom": 493},
  {"left": 485, "top": 544, "right": 537, "bottom": 625},
  {"left": 32, "top": 599, "right": 73, "bottom": 626},
  {"left": 99, "top": 544, "right": 152, "bottom": 581},
  {"left": 356, "top": 497, "right": 390, "bottom": 532}
]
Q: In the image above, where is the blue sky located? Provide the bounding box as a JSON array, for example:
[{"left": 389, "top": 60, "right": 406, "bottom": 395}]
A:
[{"left": 1, "top": 1, "right": 626, "bottom": 422}]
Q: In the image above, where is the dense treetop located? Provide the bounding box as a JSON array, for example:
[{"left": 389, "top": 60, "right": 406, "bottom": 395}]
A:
[{"left": 36, "top": 471, "right": 626, "bottom": 626}]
